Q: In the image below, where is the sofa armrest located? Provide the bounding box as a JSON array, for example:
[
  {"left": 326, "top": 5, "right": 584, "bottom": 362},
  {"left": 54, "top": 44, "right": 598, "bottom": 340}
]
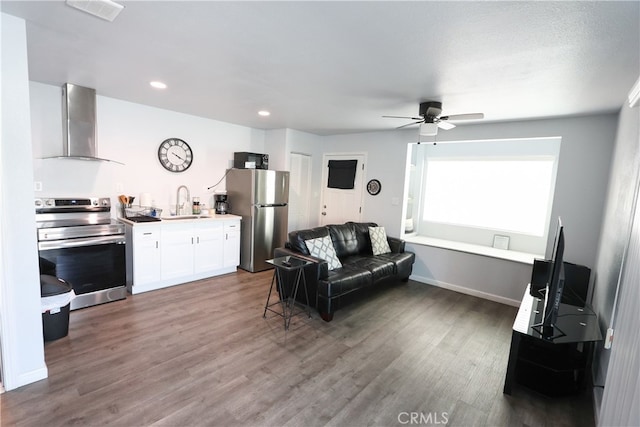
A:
[
  {"left": 273, "top": 246, "right": 329, "bottom": 280},
  {"left": 387, "top": 236, "right": 405, "bottom": 253}
]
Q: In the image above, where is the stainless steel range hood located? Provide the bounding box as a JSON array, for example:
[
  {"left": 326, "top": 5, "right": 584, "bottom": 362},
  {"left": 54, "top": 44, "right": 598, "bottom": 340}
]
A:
[{"left": 46, "top": 83, "right": 122, "bottom": 164}]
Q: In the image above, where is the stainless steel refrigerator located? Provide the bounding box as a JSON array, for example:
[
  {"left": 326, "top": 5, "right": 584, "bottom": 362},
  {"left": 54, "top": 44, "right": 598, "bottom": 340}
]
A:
[{"left": 226, "top": 169, "right": 289, "bottom": 272}]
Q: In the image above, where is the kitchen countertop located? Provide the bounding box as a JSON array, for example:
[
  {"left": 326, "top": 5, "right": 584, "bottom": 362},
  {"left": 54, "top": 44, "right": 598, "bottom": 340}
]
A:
[{"left": 118, "top": 213, "right": 241, "bottom": 226}]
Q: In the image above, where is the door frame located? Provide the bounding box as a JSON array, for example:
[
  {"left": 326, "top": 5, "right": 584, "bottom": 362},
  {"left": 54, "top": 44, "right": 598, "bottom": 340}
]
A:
[
  {"left": 289, "top": 152, "right": 313, "bottom": 231},
  {"left": 319, "top": 152, "right": 367, "bottom": 225}
]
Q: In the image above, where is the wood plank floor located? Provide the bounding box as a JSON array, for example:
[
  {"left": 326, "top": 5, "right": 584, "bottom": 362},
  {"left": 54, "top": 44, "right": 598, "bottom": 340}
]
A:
[{"left": 1, "top": 270, "right": 594, "bottom": 426}]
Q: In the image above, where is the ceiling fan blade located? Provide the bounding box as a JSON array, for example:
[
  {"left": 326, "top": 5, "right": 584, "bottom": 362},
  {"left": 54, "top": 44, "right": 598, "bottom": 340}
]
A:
[
  {"left": 383, "top": 115, "right": 424, "bottom": 120},
  {"left": 437, "top": 121, "right": 456, "bottom": 130},
  {"left": 396, "top": 120, "right": 423, "bottom": 129},
  {"left": 439, "top": 113, "right": 484, "bottom": 121}
]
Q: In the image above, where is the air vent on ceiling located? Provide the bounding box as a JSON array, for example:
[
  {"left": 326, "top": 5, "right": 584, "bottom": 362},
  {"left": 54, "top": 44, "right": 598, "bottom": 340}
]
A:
[{"left": 66, "top": 0, "right": 124, "bottom": 22}]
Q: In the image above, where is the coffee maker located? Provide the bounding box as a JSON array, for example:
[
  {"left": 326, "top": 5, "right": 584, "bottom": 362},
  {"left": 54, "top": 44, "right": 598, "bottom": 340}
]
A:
[{"left": 214, "top": 193, "right": 229, "bottom": 215}]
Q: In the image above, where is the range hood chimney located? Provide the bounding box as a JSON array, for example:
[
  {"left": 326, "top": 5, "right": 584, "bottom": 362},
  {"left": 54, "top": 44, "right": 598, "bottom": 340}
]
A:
[{"left": 54, "top": 83, "right": 122, "bottom": 164}]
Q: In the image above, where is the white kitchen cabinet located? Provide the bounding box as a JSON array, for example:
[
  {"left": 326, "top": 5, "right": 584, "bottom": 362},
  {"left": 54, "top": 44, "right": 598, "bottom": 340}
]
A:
[
  {"left": 123, "top": 215, "right": 240, "bottom": 295},
  {"left": 162, "top": 221, "right": 224, "bottom": 277},
  {"left": 125, "top": 224, "right": 161, "bottom": 293},
  {"left": 193, "top": 221, "right": 224, "bottom": 273},
  {"left": 161, "top": 222, "right": 195, "bottom": 281},
  {"left": 223, "top": 220, "right": 240, "bottom": 268}
]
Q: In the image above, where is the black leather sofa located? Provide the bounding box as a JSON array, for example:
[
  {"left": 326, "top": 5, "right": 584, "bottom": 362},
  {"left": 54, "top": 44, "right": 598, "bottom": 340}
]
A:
[{"left": 274, "top": 222, "right": 415, "bottom": 322}]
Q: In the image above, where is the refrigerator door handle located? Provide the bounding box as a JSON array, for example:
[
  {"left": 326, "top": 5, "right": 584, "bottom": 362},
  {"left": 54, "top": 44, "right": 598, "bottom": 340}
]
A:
[{"left": 255, "top": 203, "right": 288, "bottom": 208}]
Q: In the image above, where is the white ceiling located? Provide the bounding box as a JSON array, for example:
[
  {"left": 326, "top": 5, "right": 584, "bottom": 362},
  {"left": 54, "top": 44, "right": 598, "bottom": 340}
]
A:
[{"left": 2, "top": 1, "right": 639, "bottom": 136}]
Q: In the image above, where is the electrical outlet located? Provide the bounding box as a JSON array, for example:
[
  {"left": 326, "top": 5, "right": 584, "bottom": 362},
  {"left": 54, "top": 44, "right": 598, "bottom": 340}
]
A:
[
  {"left": 604, "top": 328, "right": 614, "bottom": 349},
  {"left": 115, "top": 182, "right": 123, "bottom": 192},
  {"left": 34, "top": 181, "right": 43, "bottom": 192}
]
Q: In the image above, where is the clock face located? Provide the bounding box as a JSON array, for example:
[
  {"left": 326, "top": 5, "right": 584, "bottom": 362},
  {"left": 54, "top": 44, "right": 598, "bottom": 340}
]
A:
[
  {"left": 367, "top": 179, "right": 381, "bottom": 196},
  {"left": 158, "top": 138, "right": 193, "bottom": 172}
]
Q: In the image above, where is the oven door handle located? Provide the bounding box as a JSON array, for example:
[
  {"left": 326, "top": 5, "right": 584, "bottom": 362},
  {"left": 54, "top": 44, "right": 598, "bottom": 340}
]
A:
[{"left": 38, "top": 235, "right": 125, "bottom": 251}]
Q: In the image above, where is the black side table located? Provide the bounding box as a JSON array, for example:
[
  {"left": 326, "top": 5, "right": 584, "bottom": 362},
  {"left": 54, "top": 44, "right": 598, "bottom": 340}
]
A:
[{"left": 263, "top": 256, "right": 312, "bottom": 330}]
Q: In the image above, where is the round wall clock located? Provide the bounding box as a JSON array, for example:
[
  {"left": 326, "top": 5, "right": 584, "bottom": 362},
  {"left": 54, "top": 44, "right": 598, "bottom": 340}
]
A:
[
  {"left": 158, "top": 138, "right": 193, "bottom": 172},
  {"left": 367, "top": 179, "right": 381, "bottom": 195}
]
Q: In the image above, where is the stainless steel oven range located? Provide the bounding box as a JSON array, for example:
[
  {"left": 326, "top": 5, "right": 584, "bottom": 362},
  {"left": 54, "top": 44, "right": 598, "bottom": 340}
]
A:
[{"left": 36, "top": 197, "right": 126, "bottom": 310}]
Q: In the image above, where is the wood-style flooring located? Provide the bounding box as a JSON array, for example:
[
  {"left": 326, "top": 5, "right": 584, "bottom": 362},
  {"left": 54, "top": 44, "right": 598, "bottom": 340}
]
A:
[{"left": 1, "top": 270, "right": 594, "bottom": 426}]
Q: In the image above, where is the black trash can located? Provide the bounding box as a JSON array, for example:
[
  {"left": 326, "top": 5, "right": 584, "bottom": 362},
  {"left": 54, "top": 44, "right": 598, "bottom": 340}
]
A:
[
  {"left": 38, "top": 257, "right": 56, "bottom": 276},
  {"left": 40, "top": 275, "right": 72, "bottom": 341}
]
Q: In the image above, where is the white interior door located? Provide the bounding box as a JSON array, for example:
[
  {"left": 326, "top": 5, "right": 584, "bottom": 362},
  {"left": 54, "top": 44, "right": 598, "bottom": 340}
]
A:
[
  {"left": 320, "top": 153, "right": 365, "bottom": 225},
  {"left": 289, "top": 153, "right": 312, "bottom": 231}
]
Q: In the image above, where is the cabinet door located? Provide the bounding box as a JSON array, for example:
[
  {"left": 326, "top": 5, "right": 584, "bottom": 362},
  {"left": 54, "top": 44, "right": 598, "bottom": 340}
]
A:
[
  {"left": 224, "top": 220, "right": 241, "bottom": 268},
  {"left": 161, "top": 223, "right": 194, "bottom": 280},
  {"left": 194, "top": 222, "right": 224, "bottom": 273},
  {"left": 133, "top": 227, "right": 161, "bottom": 285}
]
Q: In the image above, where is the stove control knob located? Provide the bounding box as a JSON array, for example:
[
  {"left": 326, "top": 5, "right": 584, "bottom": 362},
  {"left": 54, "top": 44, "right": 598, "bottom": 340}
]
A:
[
  {"left": 92, "top": 199, "right": 98, "bottom": 206},
  {"left": 101, "top": 199, "right": 109, "bottom": 206},
  {"left": 45, "top": 199, "right": 55, "bottom": 207},
  {"left": 35, "top": 199, "right": 43, "bottom": 207}
]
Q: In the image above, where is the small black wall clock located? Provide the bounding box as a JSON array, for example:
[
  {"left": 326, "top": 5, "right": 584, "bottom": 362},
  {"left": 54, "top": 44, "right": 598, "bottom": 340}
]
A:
[
  {"left": 158, "top": 138, "right": 193, "bottom": 172},
  {"left": 367, "top": 179, "right": 381, "bottom": 195}
]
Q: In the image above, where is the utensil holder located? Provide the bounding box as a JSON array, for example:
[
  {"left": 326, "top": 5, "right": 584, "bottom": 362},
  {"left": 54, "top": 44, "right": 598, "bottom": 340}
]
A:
[{"left": 120, "top": 203, "right": 132, "bottom": 218}]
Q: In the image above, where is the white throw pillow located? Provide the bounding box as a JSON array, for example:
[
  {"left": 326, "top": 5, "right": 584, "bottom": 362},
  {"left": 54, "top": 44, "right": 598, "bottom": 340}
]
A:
[
  {"left": 305, "top": 235, "right": 342, "bottom": 270},
  {"left": 369, "top": 226, "right": 392, "bottom": 255}
]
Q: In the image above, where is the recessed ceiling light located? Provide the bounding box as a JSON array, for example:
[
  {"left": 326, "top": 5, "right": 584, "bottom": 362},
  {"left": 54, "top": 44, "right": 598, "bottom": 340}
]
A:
[
  {"left": 150, "top": 81, "right": 167, "bottom": 89},
  {"left": 66, "top": 0, "right": 124, "bottom": 22},
  {"left": 258, "top": 110, "right": 271, "bottom": 117}
]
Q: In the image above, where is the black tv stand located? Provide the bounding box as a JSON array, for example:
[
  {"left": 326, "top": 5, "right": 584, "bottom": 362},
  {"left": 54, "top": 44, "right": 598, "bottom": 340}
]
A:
[
  {"left": 530, "top": 323, "right": 566, "bottom": 340},
  {"left": 503, "top": 284, "right": 602, "bottom": 396}
]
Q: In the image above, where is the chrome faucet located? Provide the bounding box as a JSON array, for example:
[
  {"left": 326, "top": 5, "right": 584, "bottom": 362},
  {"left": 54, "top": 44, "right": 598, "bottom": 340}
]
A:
[{"left": 176, "top": 185, "right": 191, "bottom": 216}]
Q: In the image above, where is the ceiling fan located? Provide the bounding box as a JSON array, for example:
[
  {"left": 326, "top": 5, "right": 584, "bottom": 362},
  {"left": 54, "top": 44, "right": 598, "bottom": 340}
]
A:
[{"left": 383, "top": 101, "right": 484, "bottom": 136}]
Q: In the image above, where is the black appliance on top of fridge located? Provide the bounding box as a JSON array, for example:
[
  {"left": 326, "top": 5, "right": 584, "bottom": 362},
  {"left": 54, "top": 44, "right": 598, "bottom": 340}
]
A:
[{"left": 226, "top": 168, "right": 289, "bottom": 272}]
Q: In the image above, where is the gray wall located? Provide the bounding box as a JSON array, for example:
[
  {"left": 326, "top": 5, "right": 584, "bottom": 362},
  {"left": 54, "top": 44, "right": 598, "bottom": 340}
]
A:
[
  {"left": 322, "top": 115, "right": 618, "bottom": 303},
  {"left": 591, "top": 98, "right": 640, "bottom": 420},
  {"left": 320, "top": 130, "right": 417, "bottom": 237},
  {"left": 599, "top": 162, "right": 640, "bottom": 427}
]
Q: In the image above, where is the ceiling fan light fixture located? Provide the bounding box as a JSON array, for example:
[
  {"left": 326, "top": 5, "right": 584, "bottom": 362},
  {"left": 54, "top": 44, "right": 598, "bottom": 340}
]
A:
[
  {"left": 419, "top": 122, "right": 438, "bottom": 136},
  {"left": 384, "top": 101, "right": 484, "bottom": 133},
  {"left": 437, "top": 121, "right": 456, "bottom": 130},
  {"left": 150, "top": 81, "right": 167, "bottom": 89}
]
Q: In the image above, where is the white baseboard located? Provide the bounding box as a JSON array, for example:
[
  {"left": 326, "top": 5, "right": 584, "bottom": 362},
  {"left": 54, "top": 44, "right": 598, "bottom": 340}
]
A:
[
  {"left": 409, "top": 274, "right": 521, "bottom": 307},
  {"left": 4, "top": 366, "right": 48, "bottom": 392}
]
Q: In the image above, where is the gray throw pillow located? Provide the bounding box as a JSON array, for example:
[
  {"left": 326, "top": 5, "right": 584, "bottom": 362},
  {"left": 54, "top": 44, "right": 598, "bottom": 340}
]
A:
[
  {"left": 369, "top": 226, "right": 392, "bottom": 255},
  {"left": 305, "top": 235, "right": 342, "bottom": 270}
]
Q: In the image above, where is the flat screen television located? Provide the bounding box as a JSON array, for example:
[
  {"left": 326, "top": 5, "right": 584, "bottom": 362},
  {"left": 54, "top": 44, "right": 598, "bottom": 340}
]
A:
[{"left": 532, "top": 217, "right": 566, "bottom": 339}]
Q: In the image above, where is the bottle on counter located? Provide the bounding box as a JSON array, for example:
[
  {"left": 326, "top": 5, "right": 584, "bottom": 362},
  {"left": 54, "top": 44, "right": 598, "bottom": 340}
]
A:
[{"left": 192, "top": 197, "right": 201, "bottom": 215}]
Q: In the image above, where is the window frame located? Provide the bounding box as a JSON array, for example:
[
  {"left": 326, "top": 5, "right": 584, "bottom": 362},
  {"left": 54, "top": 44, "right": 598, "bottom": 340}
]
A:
[{"left": 406, "top": 137, "right": 561, "bottom": 256}]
